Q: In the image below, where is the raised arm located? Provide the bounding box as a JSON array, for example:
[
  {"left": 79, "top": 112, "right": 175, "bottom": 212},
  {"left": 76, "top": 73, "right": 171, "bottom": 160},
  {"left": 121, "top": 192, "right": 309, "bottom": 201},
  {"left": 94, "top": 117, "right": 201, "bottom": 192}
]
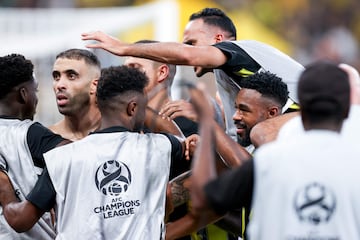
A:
[
  {"left": 187, "top": 85, "right": 220, "bottom": 225},
  {"left": 166, "top": 86, "right": 221, "bottom": 240},
  {"left": 213, "top": 119, "right": 251, "bottom": 168},
  {"left": 81, "top": 31, "right": 227, "bottom": 68}
]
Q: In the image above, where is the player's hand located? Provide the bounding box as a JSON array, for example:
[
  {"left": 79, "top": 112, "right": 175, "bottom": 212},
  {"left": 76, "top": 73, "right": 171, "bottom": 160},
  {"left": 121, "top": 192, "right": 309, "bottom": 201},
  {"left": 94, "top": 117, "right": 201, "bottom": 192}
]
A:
[
  {"left": 159, "top": 99, "right": 198, "bottom": 122},
  {"left": 82, "top": 31, "right": 127, "bottom": 56},
  {"left": 185, "top": 134, "right": 199, "bottom": 160}
]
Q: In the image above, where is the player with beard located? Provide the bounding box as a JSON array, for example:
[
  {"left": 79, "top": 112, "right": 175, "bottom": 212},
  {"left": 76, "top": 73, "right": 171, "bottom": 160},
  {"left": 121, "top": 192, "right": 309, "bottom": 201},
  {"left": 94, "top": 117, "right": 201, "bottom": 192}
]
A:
[
  {"left": 166, "top": 71, "right": 288, "bottom": 240},
  {"left": 188, "top": 61, "right": 360, "bottom": 240},
  {"left": 49, "top": 49, "right": 101, "bottom": 141},
  {"left": 233, "top": 71, "right": 288, "bottom": 151},
  {"left": 81, "top": 8, "right": 302, "bottom": 143},
  {"left": 1, "top": 66, "right": 185, "bottom": 239},
  {"left": 81, "top": 8, "right": 297, "bottom": 239},
  {"left": 0, "top": 54, "right": 69, "bottom": 239}
]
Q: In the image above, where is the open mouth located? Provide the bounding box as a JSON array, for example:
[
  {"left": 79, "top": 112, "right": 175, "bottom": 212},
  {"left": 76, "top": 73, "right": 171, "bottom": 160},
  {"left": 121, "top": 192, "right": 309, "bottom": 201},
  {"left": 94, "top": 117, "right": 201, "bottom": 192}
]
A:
[{"left": 56, "top": 93, "right": 69, "bottom": 106}]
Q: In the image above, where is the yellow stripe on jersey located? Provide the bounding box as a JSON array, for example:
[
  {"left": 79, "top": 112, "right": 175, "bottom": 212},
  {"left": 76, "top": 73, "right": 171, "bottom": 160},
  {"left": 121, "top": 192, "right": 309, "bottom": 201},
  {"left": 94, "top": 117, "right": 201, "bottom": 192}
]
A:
[
  {"left": 233, "top": 68, "right": 255, "bottom": 77},
  {"left": 284, "top": 102, "right": 300, "bottom": 114},
  {"left": 289, "top": 102, "right": 300, "bottom": 110},
  {"left": 191, "top": 224, "right": 229, "bottom": 240}
]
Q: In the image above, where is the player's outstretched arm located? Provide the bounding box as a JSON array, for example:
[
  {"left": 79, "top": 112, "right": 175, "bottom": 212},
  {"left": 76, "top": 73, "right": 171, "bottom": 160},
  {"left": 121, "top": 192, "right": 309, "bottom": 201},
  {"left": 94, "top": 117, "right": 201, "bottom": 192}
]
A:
[
  {"left": 82, "top": 31, "right": 227, "bottom": 68},
  {"left": 213, "top": 120, "right": 251, "bottom": 168}
]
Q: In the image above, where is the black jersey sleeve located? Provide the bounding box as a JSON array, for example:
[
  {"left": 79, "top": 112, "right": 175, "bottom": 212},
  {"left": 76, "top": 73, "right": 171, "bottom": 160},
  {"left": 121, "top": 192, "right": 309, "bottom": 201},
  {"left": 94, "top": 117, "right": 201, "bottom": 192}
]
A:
[
  {"left": 27, "top": 122, "right": 66, "bottom": 168},
  {"left": 160, "top": 133, "right": 183, "bottom": 162},
  {"left": 204, "top": 159, "right": 254, "bottom": 215},
  {"left": 160, "top": 133, "right": 189, "bottom": 179},
  {"left": 26, "top": 167, "right": 56, "bottom": 211},
  {"left": 213, "top": 41, "right": 261, "bottom": 75}
]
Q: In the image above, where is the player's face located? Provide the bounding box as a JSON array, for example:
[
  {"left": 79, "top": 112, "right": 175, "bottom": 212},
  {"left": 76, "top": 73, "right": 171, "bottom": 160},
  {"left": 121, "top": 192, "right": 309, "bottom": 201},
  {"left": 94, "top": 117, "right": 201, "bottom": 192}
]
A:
[
  {"left": 52, "top": 58, "right": 97, "bottom": 116},
  {"left": 124, "top": 57, "right": 159, "bottom": 96},
  {"left": 22, "top": 77, "right": 39, "bottom": 120},
  {"left": 233, "top": 89, "right": 269, "bottom": 147},
  {"left": 183, "top": 18, "right": 217, "bottom": 77}
]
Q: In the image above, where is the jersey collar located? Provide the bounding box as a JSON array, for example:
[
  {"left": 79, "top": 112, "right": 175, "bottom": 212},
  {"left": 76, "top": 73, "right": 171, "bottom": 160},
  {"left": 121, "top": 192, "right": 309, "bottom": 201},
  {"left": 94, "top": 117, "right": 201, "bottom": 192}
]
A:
[{"left": 91, "top": 126, "right": 130, "bottom": 134}]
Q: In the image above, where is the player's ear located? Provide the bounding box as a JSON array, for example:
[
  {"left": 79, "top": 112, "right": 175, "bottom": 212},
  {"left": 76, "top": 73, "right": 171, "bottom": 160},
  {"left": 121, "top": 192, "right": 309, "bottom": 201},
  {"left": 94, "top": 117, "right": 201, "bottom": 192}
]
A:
[
  {"left": 18, "top": 87, "right": 28, "bottom": 104},
  {"left": 268, "top": 106, "right": 280, "bottom": 118},
  {"left": 157, "top": 64, "right": 169, "bottom": 84},
  {"left": 126, "top": 100, "right": 137, "bottom": 117},
  {"left": 90, "top": 79, "right": 98, "bottom": 95}
]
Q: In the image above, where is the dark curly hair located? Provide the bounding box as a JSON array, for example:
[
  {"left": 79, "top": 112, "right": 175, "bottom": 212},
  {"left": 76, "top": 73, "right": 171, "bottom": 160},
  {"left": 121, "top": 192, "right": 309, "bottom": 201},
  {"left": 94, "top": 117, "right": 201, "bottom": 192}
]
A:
[
  {"left": 0, "top": 54, "right": 34, "bottom": 99},
  {"left": 97, "top": 65, "right": 148, "bottom": 108},
  {"left": 241, "top": 71, "right": 289, "bottom": 108},
  {"left": 189, "top": 8, "right": 236, "bottom": 40}
]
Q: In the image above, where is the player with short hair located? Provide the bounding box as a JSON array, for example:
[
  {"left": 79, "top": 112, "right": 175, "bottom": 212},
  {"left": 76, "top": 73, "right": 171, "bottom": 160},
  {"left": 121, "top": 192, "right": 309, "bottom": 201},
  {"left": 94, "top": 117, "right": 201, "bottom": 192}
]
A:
[
  {"left": 189, "top": 61, "right": 360, "bottom": 239},
  {"left": 49, "top": 48, "right": 101, "bottom": 141},
  {"left": 0, "top": 53, "right": 68, "bottom": 239},
  {"left": 1, "top": 65, "right": 184, "bottom": 240},
  {"left": 81, "top": 8, "right": 303, "bottom": 143}
]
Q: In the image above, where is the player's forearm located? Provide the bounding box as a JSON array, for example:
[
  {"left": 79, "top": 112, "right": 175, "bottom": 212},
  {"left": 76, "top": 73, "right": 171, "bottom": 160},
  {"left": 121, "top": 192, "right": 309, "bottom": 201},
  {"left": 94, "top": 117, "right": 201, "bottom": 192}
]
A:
[
  {"left": 145, "top": 107, "right": 185, "bottom": 138},
  {"left": 0, "top": 171, "right": 18, "bottom": 206},
  {"left": 3, "top": 200, "right": 44, "bottom": 233},
  {"left": 125, "top": 42, "right": 224, "bottom": 68},
  {"left": 4, "top": 202, "right": 29, "bottom": 232},
  {"left": 166, "top": 214, "right": 198, "bottom": 240},
  {"left": 166, "top": 211, "right": 221, "bottom": 240},
  {"left": 213, "top": 121, "right": 251, "bottom": 167},
  {"left": 83, "top": 31, "right": 224, "bottom": 67},
  {"left": 169, "top": 170, "right": 191, "bottom": 208},
  {"left": 191, "top": 119, "right": 216, "bottom": 211},
  {"left": 125, "top": 42, "right": 192, "bottom": 65}
]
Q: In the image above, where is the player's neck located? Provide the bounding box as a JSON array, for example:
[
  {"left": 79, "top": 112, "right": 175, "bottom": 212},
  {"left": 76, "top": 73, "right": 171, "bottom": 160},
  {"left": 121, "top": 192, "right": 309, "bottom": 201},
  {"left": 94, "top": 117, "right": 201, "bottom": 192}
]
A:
[
  {"left": 147, "top": 89, "right": 170, "bottom": 111},
  {"left": 0, "top": 97, "right": 24, "bottom": 120},
  {"left": 63, "top": 109, "right": 101, "bottom": 140}
]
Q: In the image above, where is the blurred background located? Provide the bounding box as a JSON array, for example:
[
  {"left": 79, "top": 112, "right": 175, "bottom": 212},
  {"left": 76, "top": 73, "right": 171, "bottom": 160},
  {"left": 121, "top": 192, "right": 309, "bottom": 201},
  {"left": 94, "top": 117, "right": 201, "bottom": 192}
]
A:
[{"left": 1, "top": 0, "right": 359, "bottom": 126}]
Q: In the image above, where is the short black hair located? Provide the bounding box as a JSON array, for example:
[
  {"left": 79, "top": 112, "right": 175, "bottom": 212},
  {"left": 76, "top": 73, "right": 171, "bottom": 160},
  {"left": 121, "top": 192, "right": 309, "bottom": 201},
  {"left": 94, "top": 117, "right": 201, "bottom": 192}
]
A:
[
  {"left": 298, "top": 61, "right": 350, "bottom": 123},
  {"left": 97, "top": 65, "right": 148, "bottom": 108},
  {"left": 134, "top": 40, "right": 176, "bottom": 87},
  {"left": 0, "top": 54, "right": 34, "bottom": 99},
  {"left": 56, "top": 48, "right": 101, "bottom": 69},
  {"left": 240, "top": 71, "right": 289, "bottom": 107},
  {"left": 189, "top": 8, "right": 237, "bottom": 40}
]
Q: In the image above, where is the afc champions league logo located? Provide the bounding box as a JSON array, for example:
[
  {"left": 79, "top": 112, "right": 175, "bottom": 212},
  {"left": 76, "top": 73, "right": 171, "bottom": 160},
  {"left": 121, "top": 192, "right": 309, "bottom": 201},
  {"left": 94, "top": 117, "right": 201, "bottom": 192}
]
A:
[
  {"left": 95, "top": 160, "right": 132, "bottom": 196},
  {"left": 294, "top": 182, "right": 336, "bottom": 225}
]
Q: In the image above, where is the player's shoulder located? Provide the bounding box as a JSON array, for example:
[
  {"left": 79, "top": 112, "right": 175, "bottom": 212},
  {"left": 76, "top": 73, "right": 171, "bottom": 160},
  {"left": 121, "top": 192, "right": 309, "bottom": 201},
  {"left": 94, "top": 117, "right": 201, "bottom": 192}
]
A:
[{"left": 48, "top": 120, "right": 65, "bottom": 135}]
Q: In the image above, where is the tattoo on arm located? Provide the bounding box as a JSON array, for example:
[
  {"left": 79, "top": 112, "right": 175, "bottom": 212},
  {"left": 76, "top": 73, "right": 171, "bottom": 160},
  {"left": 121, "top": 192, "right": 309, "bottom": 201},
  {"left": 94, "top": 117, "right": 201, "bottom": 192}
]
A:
[{"left": 170, "top": 170, "right": 192, "bottom": 207}]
